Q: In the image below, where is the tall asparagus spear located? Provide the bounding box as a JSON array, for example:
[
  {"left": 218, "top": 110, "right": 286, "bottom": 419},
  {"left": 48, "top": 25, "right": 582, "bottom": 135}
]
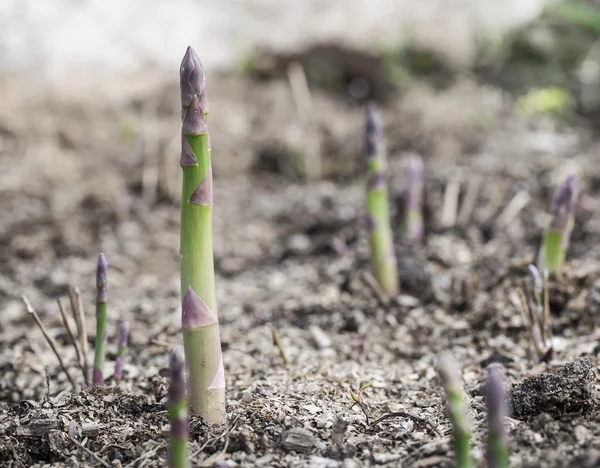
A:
[
  {"left": 404, "top": 154, "right": 424, "bottom": 241},
  {"left": 538, "top": 175, "right": 577, "bottom": 274},
  {"left": 179, "top": 46, "right": 225, "bottom": 424},
  {"left": 437, "top": 352, "right": 474, "bottom": 468},
  {"left": 485, "top": 366, "right": 509, "bottom": 468},
  {"left": 114, "top": 320, "right": 129, "bottom": 384},
  {"left": 93, "top": 253, "right": 108, "bottom": 385},
  {"left": 364, "top": 103, "right": 399, "bottom": 296},
  {"left": 169, "top": 348, "right": 189, "bottom": 468}
]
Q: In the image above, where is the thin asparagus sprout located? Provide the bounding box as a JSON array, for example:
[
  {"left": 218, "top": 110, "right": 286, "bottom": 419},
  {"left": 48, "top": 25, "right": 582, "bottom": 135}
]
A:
[
  {"left": 93, "top": 253, "right": 108, "bottom": 385},
  {"left": 527, "top": 264, "right": 543, "bottom": 311},
  {"left": 538, "top": 175, "right": 577, "bottom": 274},
  {"left": 179, "top": 46, "right": 225, "bottom": 424},
  {"left": 364, "top": 102, "right": 398, "bottom": 296},
  {"left": 437, "top": 352, "right": 474, "bottom": 468},
  {"left": 485, "top": 366, "right": 509, "bottom": 468},
  {"left": 169, "top": 348, "right": 189, "bottom": 468},
  {"left": 404, "top": 154, "right": 424, "bottom": 241},
  {"left": 114, "top": 321, "right": 129, "bottom": 384}
]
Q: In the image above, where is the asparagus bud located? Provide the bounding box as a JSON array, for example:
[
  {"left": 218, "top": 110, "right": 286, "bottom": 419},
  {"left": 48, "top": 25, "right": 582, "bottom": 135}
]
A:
[
  {"left": 539, "top": 175, "right": 577, "bottom": 274},
  {"left": 485, "top": 366, "right": 509, "bottom": 468},
  {"left": 169, "top": 349, "right": 189, "bottom": 468},
  {"left": 113, "top": 321, "right": 129, "bottom": 384},
  {"left": 179, "top": 47, "right": 225, "bottom": 424},
  {"left": 93, "top": 253, "right": 108, "bottom": 385},
  {"left": 437, "top": 352, "right": 474, "bottom": 468},
  {"left": 364, "top": 103, "right": 399, "bottom": 296},
  {"left": 404, "top": 154, "right": 424, "bottom": 241}
]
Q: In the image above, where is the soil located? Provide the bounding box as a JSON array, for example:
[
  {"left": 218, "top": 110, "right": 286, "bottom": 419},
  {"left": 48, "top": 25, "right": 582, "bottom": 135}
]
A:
[{"left": 1, "top": 42, "right": 600, "bottom": 467}]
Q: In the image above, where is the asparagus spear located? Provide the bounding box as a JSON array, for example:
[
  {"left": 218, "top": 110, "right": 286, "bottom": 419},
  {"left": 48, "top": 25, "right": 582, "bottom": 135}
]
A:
[
  {"left": 404, "top": 154, "right": 424, "bottom": 241},
  {"left": 93, "top": 253, "right": 108, "bottom": 385},
  {"left": 169, "top": 348, "right": 189, "bottom": 468},
  {"left": 437, "top": 352, "right": 474, "bottom": 468},
  {"left": 538, "top": 175, "right": 577, "bottom": 274},
  {"left": 179, "top": 47, "right": 225, "bottom": 424},
  {"left": 364, "top": 103, "right": 399, "bottom": 296},
  {"left": 485, "top": 366, "right": 509, "bottom": 468},
  {"left": 114, "top": 320, "right": 129, "bottom": 384}
]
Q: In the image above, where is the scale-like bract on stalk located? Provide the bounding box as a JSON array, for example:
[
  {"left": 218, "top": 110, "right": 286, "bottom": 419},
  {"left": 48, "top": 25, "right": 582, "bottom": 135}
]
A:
[
  {"left": 404, "top": 154, "right": 424, "bottom": 241},
  {"left": 485, "top": 366, "right": 509, "bottom": 468},
  {"left": 538, "top": 175, "right": 577, "bottom": 274},
  {"left": 364, "top": 103, "right": 399, "bottom": 296},
  {"left": 437, "top": 352, "right": 474, "bottom": 468},
  {"left": 93, "top": 253, "right": 108, "bottom": 385},
  {"left": 179, "top": 46, "right": 225, "bottom": 424},
  {"left": 169, "top": 349, "right": 189, "bottom": 468},
  {"left": 114, "top": 321, "right": 129, "bottom": 384}
]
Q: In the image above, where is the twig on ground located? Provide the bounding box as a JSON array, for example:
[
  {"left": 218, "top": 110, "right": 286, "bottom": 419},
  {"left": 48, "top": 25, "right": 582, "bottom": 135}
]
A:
[
  {"left": 73, "top": 287, "right": 90, "bottom": 384},
  {"left": 57, "top": 298, "right": 86, "bottom": 383},
  {"left": 360, "top": 271, "right": 389, "bottom": 306},
  {"left": 272, "top": 328, "right": 290, "bottom": 366},
  {"left": 22, "top": 296, "right": 76, "bottom": 390},
  {"left": 67, "top": 434, "right": 110, "bottom": 467},
  {"left": 441, "top": 178, "right": 460, "bottom": 228}
]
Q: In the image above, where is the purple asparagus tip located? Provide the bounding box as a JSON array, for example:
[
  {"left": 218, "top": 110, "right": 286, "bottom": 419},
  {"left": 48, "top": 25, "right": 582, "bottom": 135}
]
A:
[
  {"left": 180, "top": 46, "right": 208, "bottom": 118},
  {"left": 364, "top": 102, "right": 383, "bottom": 162},
  {"left": 182, "top": 95, "right": 208, "bottom": 137},
  {"left": 169, "top": 348, "right": 186, "bottom": 403},
  {"left": 527, "top": 264, "right": 543, "bottom": 295},
  {"left": 550, "top": 174, "right": 577, "bottom": 232},
  {"left": 96, "top": 253, "right": 108, "bottom": 303}
]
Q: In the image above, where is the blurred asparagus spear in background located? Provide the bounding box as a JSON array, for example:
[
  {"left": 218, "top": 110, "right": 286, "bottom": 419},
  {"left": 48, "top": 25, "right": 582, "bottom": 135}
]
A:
[
  {"left": 179, "top": 47, "right": 225, "bottom": 424},
  {"left": 404, "top": 154, "right": 424, "bottom": 241},
  {"left": 114, "top": 320, "right": 129, "bottom": 384},
  {"left": 538, "top": 175, "right": 577, "bottom": 274},
  {"left": 485, "top": 366, "right": 509, "bottom": 468},
  {"left": 437, "top": 352, "right": 474, "bottom": 468},
  {"left": 364, "top": 103, "right": 398, "bottom": 296},
  {"left": 169, "top": 349, "right": 189, "bottom": 468},
  {"left": 93, "top": 253, "right": 108, "bottom": 385}
]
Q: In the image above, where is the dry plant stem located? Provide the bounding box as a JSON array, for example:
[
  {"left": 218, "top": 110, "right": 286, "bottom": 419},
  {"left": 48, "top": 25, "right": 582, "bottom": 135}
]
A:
[
  {"left": 72, "top": 287, "right": 90, "bottom": 383},
  {"left": 485, "top": 367, "right": 509, "bottom": 468},
  {"left": 538, "top": 174, "right": 577, "bottom": 274},
  {"left": 437, "top": 352, "right": 473, "bottom": 468},
  {"left": 516, "top": 287, "right": 542, "bottom": 359},
  {"left": 363, "top": 103, "right": 398, "bottom": 296},
  {"left": 93, "top": 254, "right": 108, "bottom": 385},
  {"left": 180, "top": 46, "right": 225, "bottom": 424},
  {"left": 57, "top": 298, "right": 86, "bottom": 383},
  {"left": 22, "top": 296, "right": 77, "bottom": 390},
  {"left": 114, "top": 321, "right": 129, "bottom": 384},
  {"left": 404, "top": 154, "right": 424, "bottom": 241},
  {"left": 542, "top": 271, "right": 552, "bottom": 350},
  {"left": 457, "top": 176, "right": 482, "bottom": 226},
  {"left": 441, "top": 178, "right": 460, "bottom": 228},
  {"left": 272, "top": 328, "right": 290, "bottom": 365},
  {"left": 169, "top": 349, "right": 189, "bottom": 468}
]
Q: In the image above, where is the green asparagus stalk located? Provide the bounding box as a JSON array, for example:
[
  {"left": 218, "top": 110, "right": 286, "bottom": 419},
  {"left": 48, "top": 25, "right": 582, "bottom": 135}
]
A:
[
  {"left": 93, "top": 253, "right": 108, "bottom": 385},
  {"left": 169, "top": 348, "right": 189, "bottom": 468},
  {"left": 404, "top": 154, "right": 424, "bottom": 241},
  {"left": 485, "top": 366, "right": 509, "bottom": 468},
  {"left": 179, "top": 46, "right": 225, "bottom": 424},
  {"left": 113, "top": 320, "right": 129, "bottom": 384},
  {"left": 437, "top": 352, "right": 474, "bottom": 468},
  {"left": 538, "top": 175, "right": 576, "bottom": 274},
  {"left": 364, "top": 103, "right": 399, "bottom": 296}
]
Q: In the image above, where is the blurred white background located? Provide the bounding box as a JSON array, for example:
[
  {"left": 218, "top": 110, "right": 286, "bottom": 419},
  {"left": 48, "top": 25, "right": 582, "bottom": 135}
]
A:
[{"left": 0, "top": 0, "right": 546, "bottom": 79}]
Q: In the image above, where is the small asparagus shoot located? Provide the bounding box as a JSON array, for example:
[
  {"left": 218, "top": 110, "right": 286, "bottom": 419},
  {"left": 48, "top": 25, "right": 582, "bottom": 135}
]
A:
[
  {"left": 437, "top": 352, "right": 474, "bottom": 468},
  {"left": 180, "top": 46, "right": 225, "bottom": 424},
  {"left": 114, "top": 321, "right": 129, "bottom": 384},
  {"left": 364, "top": 103, "right": 399, "bottom": 296},
  {"left": 538, "top": 175, "right": 577, "bottom": 274},
  {"left": 485, "top": 366, "right": 509, "bottom": 468},
  {"left": 404, "top": 154, "right": 424, "bottom": 241},
  {"left": 169, "top": 348, "right": 189, "bottom": 468},
  {"left": 93, "top": 253, "right": 108, "bottom": 385}
]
